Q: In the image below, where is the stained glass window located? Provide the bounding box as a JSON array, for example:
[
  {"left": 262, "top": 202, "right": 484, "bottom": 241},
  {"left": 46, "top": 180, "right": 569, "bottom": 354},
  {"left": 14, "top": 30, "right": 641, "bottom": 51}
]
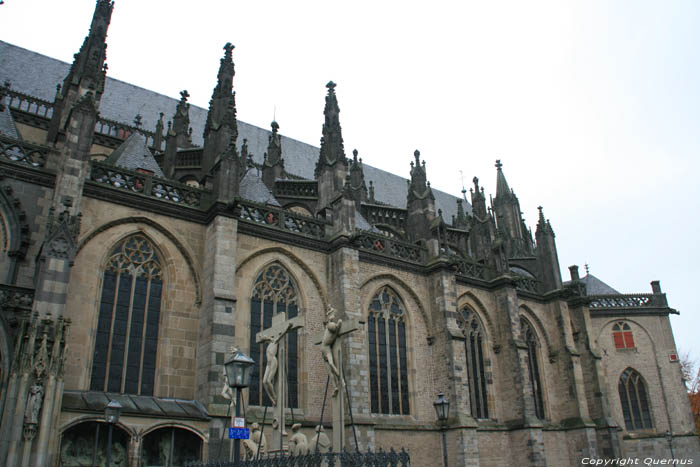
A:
[
  {"left": 248, "top": 263, "right": 300, "bottom": 407},
  {"left": 458, "top": 307, "right": 489, "bottom": 419},
  {"left": 90, "top": 234, "right": 162, "bottom": 395},
  {"left": 368, "top": 287, "right": 409, "bottom": 415},
  {"left": 618, "top": 368, "right": 653, "bottom": 430},
  {"left": 521, "top": 318, "right": 545, "bottom": 419}
]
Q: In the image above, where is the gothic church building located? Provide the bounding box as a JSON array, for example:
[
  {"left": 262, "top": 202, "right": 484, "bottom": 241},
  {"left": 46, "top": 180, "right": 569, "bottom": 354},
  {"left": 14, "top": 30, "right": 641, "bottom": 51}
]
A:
[{"left": 0, "top": 2, "right": 697, "bottom": 465}]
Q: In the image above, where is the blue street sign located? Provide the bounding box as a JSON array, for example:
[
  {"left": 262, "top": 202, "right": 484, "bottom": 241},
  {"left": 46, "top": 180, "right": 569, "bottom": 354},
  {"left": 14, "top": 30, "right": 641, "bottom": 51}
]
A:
[{"left": 228, "top": 427, "right": 250, "bottom": 440}]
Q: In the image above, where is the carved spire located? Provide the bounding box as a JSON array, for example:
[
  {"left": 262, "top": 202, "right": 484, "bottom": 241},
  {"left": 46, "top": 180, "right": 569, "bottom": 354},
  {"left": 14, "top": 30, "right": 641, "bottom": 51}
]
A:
[
  {"left": 405, "top": 150, "right": 436, "bottom": 242},
  {"left": 154, "top": 112, "right": 164, "bottom": 151},
  {"left": 262, "top": 121, "right": 285, "bottom": 190},
  {"left": 46, "top": 0, "right": 113, "bottom": 144},
  {"left": 494, "top": 159, "right": 512, "bottom": 200},
  {"left": 315, "top": 81, "right": 346, "bottom": 177},
  {"left": 344, "top": 148, "right": 368, "bottom": 208},
  {"left": 172, "top": 90, "right": 192, "bottom": 147},
  {"left": 407, "top": 150, "right": 434, "bottom": 203},
  {"left": 535, "top": 205, "right": 561, "bottom": 291}
]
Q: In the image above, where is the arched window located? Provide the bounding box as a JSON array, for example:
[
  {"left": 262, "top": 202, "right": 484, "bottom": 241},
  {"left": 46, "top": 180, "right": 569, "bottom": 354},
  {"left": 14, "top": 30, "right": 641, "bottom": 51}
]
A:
[
  {"left": 367, "top": 286, "right": 409, "bottom": 415},
  {"left": 60, "top": 421, "right": 129, "bottom": 466},
  {"left": 521, "top": 318, "right": 545, "bottom": 419},
  {"left": 90, "top": 234, "right": 163, "bottom": 395},
  {"left": 248, "top": 263, "right": 300, "bottom": 407},
  {"left": 141, "top": 427, "right": 202, "bottom": 466},
  {"left": 618, "top": 368, "right": 653, "bottom": 430},
  {"left": 458, "top": 307, "right": 488, "bottom": 419},
  {"left": 612, "top": 322, "right": 635, "bottom": 349}
]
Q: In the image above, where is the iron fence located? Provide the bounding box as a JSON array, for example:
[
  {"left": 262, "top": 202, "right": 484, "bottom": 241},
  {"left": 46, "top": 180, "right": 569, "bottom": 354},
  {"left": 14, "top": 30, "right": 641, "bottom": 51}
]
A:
[{"left": 189, "top": 448, "right": 410, "bottom": 467}]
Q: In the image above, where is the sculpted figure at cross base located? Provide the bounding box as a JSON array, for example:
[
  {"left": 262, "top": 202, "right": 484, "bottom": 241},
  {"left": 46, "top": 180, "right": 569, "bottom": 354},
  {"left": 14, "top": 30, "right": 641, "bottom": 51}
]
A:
[
  {"left": 288, "top": 423, "right": 309, "bottom": 456},
  {"left": 309, "top": 425, "right": 331, "bottom": 454},
  {"left": 259, "top": 321, "right": 293, "bottom": 406},
  {"left": 221, "top": 346, "right": 237, "bottom": 413},
  {"left": 321, "top": 306, "right": 343, "bottom": 396}
]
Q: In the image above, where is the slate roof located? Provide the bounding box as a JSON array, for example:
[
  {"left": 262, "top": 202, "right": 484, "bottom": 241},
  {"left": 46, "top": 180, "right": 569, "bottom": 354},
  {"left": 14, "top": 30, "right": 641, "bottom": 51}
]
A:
[
  {"left": 581, "top": 274, "right": 620, "bottom": 295},
  {"left": 239, "top": 168, "right": 280, "bottom": 206},
  {"left": 0, "top": 40, "right": 466, "bottom": 220},
  {"left": 62, "top": 390, "right": 209, "bottom": 420},
  {"left": 0, "top": 105, "right": 19, "bottom": 139},
  {"left": 105, "top": 132, "right": 165, "bottom": 177},
  {"left": 563, "top": 273, "right": 620, "bottom": 295}
]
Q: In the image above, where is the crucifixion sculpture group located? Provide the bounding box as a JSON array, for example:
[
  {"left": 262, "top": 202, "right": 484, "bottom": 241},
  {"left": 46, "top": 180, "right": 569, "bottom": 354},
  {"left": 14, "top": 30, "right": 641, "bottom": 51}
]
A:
[{"left": 226, "top": 304, "right": 359, "bottom": 455}]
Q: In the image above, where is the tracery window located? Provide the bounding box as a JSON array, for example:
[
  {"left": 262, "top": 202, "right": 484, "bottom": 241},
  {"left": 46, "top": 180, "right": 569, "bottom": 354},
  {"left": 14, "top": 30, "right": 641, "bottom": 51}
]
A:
[
  {"left": 248, "top": 263, "right": 300, "bottom": 407},
  {"left": 368, "top": 286, "right": 409, "bottom": 415},
  {"left": 521, "top": 318, "right": 545, "bottom": 419},
  {"left": 60, "top": 422, "right": 129, "bottom": 467},
  {"left": 618, "top": 368, "right": 653, "bottom": 430},
  {"left": 458, "top": 307, "right": 488, "bottom": 419},
  {"left": 90, "top": 235, "right": 163, "bottom": 395},
  {"left": 612, "top": 322, "right": 635, "bottom": 349},
  {"left": 141, "top": 427, "right": 202, "bottom": 466}
]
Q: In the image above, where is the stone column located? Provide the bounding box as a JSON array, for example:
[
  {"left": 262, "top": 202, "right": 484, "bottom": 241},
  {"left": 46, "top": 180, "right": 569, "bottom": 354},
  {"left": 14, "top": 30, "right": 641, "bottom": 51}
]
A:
[
  {"left": 493, "top": 283, "right": 547, "bottom": 466},
  {"left": 197, "top": 215, "right": 239, "bottom": 406}
]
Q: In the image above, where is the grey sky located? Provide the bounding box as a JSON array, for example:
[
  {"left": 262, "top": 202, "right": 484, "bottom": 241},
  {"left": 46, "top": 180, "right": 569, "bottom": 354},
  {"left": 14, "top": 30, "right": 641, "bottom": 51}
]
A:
[{"left": 2, "top": 0, "right": 698, "bottom": 360}]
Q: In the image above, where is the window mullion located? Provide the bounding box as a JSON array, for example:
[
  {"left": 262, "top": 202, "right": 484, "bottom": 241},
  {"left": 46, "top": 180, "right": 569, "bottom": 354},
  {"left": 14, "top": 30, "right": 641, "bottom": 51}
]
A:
[
  {"left": 120, "top": 272, "right": 137, "bottom": 393},
  {"left": 104, "top": 273, "right": 120, "bottom": 392},
  {"left": 138, "top": 278, "right": 152, "bottom": 395}
]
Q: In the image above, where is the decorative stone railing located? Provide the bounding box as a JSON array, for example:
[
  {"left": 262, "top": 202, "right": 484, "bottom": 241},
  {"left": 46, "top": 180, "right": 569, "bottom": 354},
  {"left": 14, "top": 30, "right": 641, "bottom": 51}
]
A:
[
  {"left": 588, "top": 294, "right": 656, "bottom": 309},
  {"left": 0, "top": 134, "right": 50, "bottom": 167},
  {"left": 237, "top": 200, "right": 328, "bottom": 239},
  {"left": 89, "top": 161, "right": 210, "bottom": 208},
  {"left": 4, "top": 88, "right": 54, "bottom": 119},
  {"left": 453, "top": 258, "right": 489, "bottom": 281},
  {"left": 361, "top": 204, "right": 407, "bottom": 231},
  {"left": 352, "top": 231, "right": 425, "bottom": 263},
  {"left": 275, "top": 180, "right": 318, "bottom": 198},
  {"left": 515, "top": 276, "right": 541, "bottom": 294},
  {"left": 0, "top": 284, "right": 34, "bottom": 311},
  {"left": 95, "top": 117, "right": 159, "bottom": 149}
]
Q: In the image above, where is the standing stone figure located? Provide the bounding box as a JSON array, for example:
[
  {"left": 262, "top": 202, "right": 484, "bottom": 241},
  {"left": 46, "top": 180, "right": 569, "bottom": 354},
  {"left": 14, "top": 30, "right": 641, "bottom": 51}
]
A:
[
  {"left": 24, "top": 382, "right": 44, "bottom": 424},
  {"left": 260, "top": 321, "right": 293, "bottom": 405},
  {"left": 288, "top": 423, "right": 308, "bottom": 456},
  {"left": 321, "top": 306, "right": 342, "bottom": 396},
  {"left": 250, "top": 422, "right": 267, "bottom": 456},
  {"left": 309, "top": 425, "right": 331, "bottom": 454}
]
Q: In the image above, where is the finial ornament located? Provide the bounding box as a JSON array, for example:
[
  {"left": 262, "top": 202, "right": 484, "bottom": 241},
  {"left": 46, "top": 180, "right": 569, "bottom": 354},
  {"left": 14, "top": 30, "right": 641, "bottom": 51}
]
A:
[
  {"left": 585, "top": 263, "right": 590, "bottom": 274},
  {"left": 326, "top": 81, "right": 336, "bottom": 91},
  {"left": 271, "top": 120, "right": 279, "bottom": 132},
  {"left": 224, "top": 42, "right": 235, "bottom": 54},
  {"left": 495, "top": 159, "right": 503, "bottom": 170},
  {"left": 180, "top": 90, "right": 190, "bottom": 101},
  {"left": 353, "top": 149, "right": 358, "bottom": 161},
  {"left": 133, "top": 114, "right": 142, "bottom": 128},
  {"left": 414, "top": 150, "right": 420, "bottom": 164}
]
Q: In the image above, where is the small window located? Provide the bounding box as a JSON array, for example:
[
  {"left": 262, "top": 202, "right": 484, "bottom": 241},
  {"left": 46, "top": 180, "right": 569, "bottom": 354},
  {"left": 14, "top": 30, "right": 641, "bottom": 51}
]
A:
[{"left": 612, "top": 322, "right": 634, "bottom": 349}]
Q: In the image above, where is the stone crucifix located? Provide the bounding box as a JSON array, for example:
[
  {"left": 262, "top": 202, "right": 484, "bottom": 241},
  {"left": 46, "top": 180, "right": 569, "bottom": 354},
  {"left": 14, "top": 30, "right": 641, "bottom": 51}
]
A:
[
  {"left": 312, "top": 306, "right": 360, "bottom": 452},
  {"left": 255, "top": 311, "right": 303, "bottom": 453}
]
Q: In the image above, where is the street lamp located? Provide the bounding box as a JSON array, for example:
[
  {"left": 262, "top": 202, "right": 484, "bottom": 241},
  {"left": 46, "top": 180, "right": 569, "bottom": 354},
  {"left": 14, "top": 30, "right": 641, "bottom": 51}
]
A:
[
  {"left": 665, "top": 430, "right": 675, "bottom": 460},
  {"left": 104, "top": 400, "right": 122, "bottom": 467},
  {"left": 224, "top": 349, "right": 255, "bottom": 465},
  {"left": 433, "top": 392, "right": 450, "bottom": 467}
]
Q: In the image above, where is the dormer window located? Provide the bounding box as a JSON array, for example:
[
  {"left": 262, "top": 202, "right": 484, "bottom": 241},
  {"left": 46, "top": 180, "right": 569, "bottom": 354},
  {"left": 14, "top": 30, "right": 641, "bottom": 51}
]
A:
[{"left": 612, "top": 322, "right": 634, "bottom": 349}]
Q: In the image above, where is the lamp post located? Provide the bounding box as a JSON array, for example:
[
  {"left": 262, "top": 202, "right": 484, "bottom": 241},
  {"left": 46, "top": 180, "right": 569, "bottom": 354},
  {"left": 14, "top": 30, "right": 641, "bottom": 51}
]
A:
[
  {"left": 224, "top": 348, "right": 255, "bottom": 466},
  {"left": 665, "top": 430, "right": 675, "bottom": 460},
  {"left": 104, "top": 400, "right": 122, "bottom": 467},
  {"left": 433, "top": 392, "right": 450, "bottom": 467}
]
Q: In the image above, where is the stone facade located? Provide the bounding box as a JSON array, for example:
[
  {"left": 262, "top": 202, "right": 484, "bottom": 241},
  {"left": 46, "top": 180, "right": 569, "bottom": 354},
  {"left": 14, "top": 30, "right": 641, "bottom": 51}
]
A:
[{"left": 0, "top": 2, "right": 697, "bottom": 466}]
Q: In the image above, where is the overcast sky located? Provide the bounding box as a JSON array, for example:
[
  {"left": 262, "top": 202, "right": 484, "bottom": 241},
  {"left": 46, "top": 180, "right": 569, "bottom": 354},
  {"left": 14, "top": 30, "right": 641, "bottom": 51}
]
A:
[{"left": 2, "top": 1, "right": 699, "bottom": 361}]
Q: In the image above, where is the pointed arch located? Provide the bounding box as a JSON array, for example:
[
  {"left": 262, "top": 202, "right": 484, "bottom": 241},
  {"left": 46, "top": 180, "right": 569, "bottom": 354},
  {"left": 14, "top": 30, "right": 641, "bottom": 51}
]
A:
[
  {"left": 237, "top": 247, "right": 328, "bottom": 311},
  {"left": 457, "top": 305, "right": 489, "bottom": 419},
  {"left": 360, "top": 273, "right": 430, "bottom": 334},
  {"left": 366, "top": 285, "right": 410, "bottom": 415},
  {"left": 76, "top": 216, "right": 201, "bottom": 304},
  {"left": 618, "top": 368, "right": 653, "bottom": 431},
  {"left": 520, "top": 317, "right": 545, "bottom": 419},
  {"left": 89, "top": 234, "right": 164, "bottom": 395},
  {"left": 247, "top": 262, "right": 301, "bottom": 408},
  {"left": 0, "top": 183, "right": 30, "bottom": 283}
]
